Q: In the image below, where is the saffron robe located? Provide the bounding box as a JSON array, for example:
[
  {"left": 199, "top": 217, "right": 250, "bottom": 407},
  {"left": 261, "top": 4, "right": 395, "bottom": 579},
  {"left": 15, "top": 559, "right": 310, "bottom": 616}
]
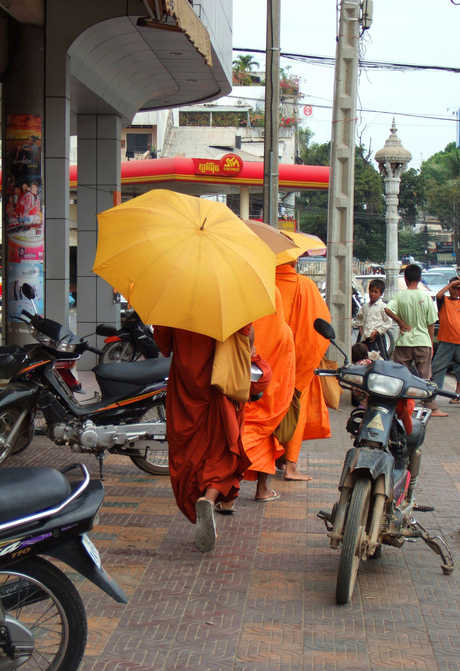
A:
[
  {"left": 153, "top": 326, "right": 251, "bottom": 523},
  {"left": 275, "top": 264, "right": 331, "bottom": 461},
  {"left": 243, "top": 288, "right": 296, "bottom": 480}
]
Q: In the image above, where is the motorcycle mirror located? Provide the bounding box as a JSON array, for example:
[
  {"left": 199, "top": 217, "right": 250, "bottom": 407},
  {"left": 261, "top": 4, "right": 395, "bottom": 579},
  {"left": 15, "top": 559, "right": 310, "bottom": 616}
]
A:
[
  {"left": 21, "top": 283, "right": 36, "bottom": 300},
  {"left": 314, "top": 318, "right": 336, "bottom": 341}
]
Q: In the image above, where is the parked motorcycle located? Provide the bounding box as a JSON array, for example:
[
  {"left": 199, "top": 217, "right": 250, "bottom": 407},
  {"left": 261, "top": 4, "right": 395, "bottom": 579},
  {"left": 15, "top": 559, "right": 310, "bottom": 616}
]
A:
[
  {"left": 97, "top": 310, "right": 159, "bottom": 363},
  {"left": 314, "top": 317, "right": 456, "bottom": 605},
  {"left": 0, "top": 462, "right": 126, "bottom": 670},
  {"left": 1, "top": 283, "right": 169, "bottom": 477}
]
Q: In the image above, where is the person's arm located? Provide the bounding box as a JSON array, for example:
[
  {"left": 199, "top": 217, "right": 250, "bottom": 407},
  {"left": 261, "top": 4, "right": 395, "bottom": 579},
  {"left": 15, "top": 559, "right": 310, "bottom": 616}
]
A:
[
  {"left": 436, "top": 279, "right": 460, "bottom": 301},
  {"left": 385, "top": 307, "right": 411, "bottom": 332},
  {"left": 354, "top": 305, "right": 364, "bottom": 336},
  {"left": 152, "top": 325, "right": 173, "bottom": 357},
  {"left": 428, "top": 323, "right": 435, "bottom": 350}
]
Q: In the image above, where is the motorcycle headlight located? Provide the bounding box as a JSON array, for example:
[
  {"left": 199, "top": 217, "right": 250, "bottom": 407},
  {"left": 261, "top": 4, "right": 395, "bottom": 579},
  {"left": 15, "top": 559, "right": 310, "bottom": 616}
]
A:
[
  {"left": 30, "top": 326, "right": 79, "bottom": 353},
  {"left": 367, "top": 373, "right": 404, "bottom": 397}
]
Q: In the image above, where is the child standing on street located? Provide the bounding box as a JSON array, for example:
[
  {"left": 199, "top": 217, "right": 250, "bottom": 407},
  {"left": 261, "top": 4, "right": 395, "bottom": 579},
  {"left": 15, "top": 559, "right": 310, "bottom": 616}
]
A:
[{"left": 355, "top": 278, "right": 393, "bottom": 360}]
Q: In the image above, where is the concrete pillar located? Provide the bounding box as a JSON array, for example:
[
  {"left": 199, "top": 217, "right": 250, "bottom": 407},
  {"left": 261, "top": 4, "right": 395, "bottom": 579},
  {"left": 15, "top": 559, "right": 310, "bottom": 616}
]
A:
[
  {"left": 3, "top": 24, "right": 45, "bottom": 345},
  {"left": 240, "top": 186, "right": 249, "bottom": 220},
  {"left": 77, "top": 114, "right": 121, "bottom": 369},
  {"left": 45, "top": 40, "right": 70, "bottom": 327}
]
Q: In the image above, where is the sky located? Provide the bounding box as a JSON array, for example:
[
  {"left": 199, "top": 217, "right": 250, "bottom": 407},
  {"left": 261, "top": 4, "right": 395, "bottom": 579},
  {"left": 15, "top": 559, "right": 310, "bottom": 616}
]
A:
[{"left": 231, "top": 0, "right": 460, "bottom": 170}]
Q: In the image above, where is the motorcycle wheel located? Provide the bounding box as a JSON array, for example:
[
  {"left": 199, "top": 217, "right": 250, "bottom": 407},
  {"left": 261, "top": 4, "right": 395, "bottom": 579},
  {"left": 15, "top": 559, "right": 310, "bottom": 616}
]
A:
[
  {"left": 0, "top": 409, "right": 35, "bottom": 462},
  {"left": 0, "top": 557, "right": 87, "bottom": 671},
  {"left": 129, "top": 402, "right": 169, "bottom": 475},
  {"left": 100, "top": 341, "right": 138, "bottom": 364},
  {"left": 336, "top": 476, "right": 371, "bottom": 605},
  {"left": 383, "top": 330, "right": 395, "bottom": 358}
]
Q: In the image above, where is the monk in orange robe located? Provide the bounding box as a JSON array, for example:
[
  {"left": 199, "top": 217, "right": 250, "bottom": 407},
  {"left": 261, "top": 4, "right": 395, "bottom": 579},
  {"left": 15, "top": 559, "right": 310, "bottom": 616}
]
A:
[
  {"left": 242, "top": 288, "right": 296, "bottom": 501},
  {"left": 153, "top": 326, "right": 251, "bottom": 552},
  {"left": 275, "top": 262, "right": 331, "bottom": 480}
]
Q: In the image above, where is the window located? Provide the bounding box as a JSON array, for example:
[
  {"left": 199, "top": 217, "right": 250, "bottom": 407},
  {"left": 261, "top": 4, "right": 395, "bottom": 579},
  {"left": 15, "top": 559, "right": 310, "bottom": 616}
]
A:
[{"left": 126, "top": 133, "right": 152, "bottom": 153}]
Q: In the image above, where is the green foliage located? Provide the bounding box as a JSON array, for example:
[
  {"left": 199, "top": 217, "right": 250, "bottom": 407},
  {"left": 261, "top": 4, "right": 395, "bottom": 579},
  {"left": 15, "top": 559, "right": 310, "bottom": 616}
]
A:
[
  {"left": 232, "top": 54, "right": 260, "bottom": 86},
  {"left": 399, "top": 168, "right": 426, "bottom": 227},
  {"left": 179, "top": 111, "right": 248, "bottom": 128}
]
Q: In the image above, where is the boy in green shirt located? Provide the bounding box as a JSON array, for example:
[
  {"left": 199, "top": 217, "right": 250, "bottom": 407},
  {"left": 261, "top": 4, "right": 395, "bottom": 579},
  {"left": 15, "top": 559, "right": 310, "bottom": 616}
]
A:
[{"left": 385, "top": 264, "right": 443, "bottom": 415}]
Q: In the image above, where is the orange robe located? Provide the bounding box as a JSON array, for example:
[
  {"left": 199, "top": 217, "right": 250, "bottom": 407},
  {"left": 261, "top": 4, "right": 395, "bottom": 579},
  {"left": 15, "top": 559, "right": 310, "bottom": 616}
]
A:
[
  {"left": 243, "top": 288, "right": 296, "bottom": 480},
  {"left": 153, "top": 326, "right": 251, "bottom": 523},
  {"left": 275, "top": 264, "right": 331, "bottom": 461}
]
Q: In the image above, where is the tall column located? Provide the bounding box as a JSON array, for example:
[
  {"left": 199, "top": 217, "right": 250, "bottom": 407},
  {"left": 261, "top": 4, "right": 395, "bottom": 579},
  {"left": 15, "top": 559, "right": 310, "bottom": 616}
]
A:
[
  {"left": 375, "top": 120, "right": 412, "bottom": 301},
  {"left": 325, "top": 0, "right": 360, "bottom": 358},
  {"left": 44, "top": 40, "right": 70, "bottom": 326},
  {"left": 263, "top": 0, "right": 280, "bottom": 227},
  {"left": 77, "top": 114, "right": 121, "bottom": 369},
  {"left": 240, "top": 186, "right": 250, "bottom": 220},
  {"left": 3, "top": 25, "right": 45, "bottom": 345}
]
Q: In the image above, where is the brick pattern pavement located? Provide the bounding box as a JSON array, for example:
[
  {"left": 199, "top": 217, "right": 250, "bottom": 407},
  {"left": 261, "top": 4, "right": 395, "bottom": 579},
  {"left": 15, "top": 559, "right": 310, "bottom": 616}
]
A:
[{"left": 7, "top": 385, "right": 460, "bottom": 671}]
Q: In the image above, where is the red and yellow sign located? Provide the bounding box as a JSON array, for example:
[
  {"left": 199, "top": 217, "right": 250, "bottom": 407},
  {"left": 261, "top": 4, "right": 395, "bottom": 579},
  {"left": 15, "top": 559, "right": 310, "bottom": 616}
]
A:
[{"left": 193, "top": 153, "right": 243, "bottom": 177}]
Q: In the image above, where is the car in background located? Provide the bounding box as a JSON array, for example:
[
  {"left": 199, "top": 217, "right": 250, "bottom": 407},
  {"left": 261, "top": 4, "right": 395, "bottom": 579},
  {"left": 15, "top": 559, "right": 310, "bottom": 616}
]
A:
[
  {"left": 422, "top": 271, "right": 453, "bottom": 293},
  {"left": 423, "top": 266, "right": 458, "bottom": 287}
]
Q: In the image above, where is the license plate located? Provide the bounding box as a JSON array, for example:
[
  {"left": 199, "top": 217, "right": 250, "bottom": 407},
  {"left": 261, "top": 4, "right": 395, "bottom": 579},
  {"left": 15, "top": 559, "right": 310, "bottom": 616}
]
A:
[{"left": 82, "top": 533, "right": 102, "bottom": 569}]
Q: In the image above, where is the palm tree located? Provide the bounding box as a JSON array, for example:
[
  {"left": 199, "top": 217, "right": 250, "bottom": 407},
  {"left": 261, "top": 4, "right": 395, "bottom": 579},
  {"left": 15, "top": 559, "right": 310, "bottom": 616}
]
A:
[{"left": 232, "top": 54, "right": 260, "bottom": 85}]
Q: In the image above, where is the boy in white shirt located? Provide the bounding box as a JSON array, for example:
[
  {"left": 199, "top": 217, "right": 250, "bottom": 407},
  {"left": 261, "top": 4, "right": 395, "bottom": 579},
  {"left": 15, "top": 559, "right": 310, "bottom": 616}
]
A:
[{"left": 355, "top": 278, "right": 393, "bottom": 360}]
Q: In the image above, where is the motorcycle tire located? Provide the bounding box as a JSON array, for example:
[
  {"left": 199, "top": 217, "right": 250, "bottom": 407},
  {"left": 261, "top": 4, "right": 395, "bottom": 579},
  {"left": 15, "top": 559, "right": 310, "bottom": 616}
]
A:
[
  {"left": 0, "top": 409, "right": 35, "bottom": 462},
  {"left": 336, "top": 476, "right": 371, "bottom": 605},
  {"left": 129, "top": 402, "right": 170, "bottom": 475},
  {"left": 0, "top": 556, "right": 87, "bottom": 671},
  {"left": 99, "top": 341, "right": 139, "bottom": 364},
  {"left": 383, "top": 330, "right": 395, "bottom": 358}
]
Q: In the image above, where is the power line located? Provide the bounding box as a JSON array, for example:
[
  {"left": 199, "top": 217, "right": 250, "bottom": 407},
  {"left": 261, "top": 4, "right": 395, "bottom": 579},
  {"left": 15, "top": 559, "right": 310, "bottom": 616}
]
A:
[{"left": 233, "top": 47, "right": 460, "bottom": 75}]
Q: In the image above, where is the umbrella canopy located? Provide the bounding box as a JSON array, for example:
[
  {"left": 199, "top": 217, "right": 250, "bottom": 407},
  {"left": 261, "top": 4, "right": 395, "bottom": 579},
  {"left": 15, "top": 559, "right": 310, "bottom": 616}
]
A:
[
  {"left": 243, "top": 219, "right": 299, "bottom": 254},
  {"left": 276, "top": 231, "right": 326, "bottom": 265},
  {"left": 93, "top": 190, "right": 276, "bottom": 341}
]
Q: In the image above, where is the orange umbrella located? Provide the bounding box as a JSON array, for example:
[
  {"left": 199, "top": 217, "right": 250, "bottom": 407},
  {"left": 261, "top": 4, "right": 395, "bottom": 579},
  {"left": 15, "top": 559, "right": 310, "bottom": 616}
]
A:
[
  {"left": 276, "top": 231, "right": 326, "bottom": 265},
  {"left": 244, "top": 219, "right": 299, "bottom": 254}
]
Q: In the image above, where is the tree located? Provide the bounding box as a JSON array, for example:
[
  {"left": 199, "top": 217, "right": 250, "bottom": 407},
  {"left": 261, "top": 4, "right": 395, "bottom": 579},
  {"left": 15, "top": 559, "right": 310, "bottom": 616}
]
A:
[
  {"left": 232, "top": 54, "right": 260, "bottom": 85},
  {"left": 295, "top": 131, "right": 386, "bottom": 262}
]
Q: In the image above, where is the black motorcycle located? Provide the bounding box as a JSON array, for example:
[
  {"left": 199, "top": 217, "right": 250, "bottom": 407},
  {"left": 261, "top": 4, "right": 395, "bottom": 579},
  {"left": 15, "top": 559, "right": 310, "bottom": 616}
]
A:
[
  {"left": 314, "top": 318, "right": 456, "bottom": 605},
  {"left": 97, "top": 310, "right": 159, "bottom": 363},
  {"left": 0, "top": 283, "right": 169, "bottom": 477},
  {"left": 0, "top": 462, "right": 126, "bottom": 670}
]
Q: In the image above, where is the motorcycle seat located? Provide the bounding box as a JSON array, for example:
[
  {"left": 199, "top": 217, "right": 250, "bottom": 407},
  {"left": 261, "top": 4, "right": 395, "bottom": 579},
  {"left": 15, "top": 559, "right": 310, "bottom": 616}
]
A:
[
  {"left": 0, "top": 467, "right": 71, "bottom": 524},
  {"left": 94, "top": 356, "right": 171, "bottom": 386}
]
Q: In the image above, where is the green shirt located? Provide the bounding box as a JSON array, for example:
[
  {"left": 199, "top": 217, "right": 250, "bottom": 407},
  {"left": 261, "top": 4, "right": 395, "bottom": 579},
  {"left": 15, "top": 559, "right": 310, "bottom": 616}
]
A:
[{"left": 386, "top": 289, "right": 437, "bottom": 347}]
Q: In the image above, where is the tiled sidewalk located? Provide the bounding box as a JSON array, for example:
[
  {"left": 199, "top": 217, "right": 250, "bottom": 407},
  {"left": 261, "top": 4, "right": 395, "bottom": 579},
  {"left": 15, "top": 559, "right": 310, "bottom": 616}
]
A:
[{"left": 8, "top": 376, "right": 460, "bottom": 671}]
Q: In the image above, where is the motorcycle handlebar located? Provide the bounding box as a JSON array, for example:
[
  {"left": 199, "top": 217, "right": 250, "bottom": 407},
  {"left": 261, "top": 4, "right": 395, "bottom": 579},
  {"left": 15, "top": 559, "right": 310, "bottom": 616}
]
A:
[
  {"left": 21, "top": 309, "right": 34, "bottom": 319},
  {"left": 86, "top": 345, "right": 103, "bottom": 356},
  {"left": 436, "top": 388, "right": 460, "bottom": 401},
  {"left": 314, "top": 368, "right": 340, "bottom": 377}
]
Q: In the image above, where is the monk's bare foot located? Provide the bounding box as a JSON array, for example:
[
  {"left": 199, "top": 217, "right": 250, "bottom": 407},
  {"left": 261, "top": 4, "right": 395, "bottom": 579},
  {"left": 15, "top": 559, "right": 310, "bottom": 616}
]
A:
[{"left": 284, "top": 468, "right": 312, "bottom": 481}]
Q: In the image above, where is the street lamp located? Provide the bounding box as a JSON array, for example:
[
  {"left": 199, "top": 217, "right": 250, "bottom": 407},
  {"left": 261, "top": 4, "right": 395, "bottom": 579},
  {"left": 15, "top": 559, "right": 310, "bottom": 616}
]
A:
[{"left": 375, "top": 119, "right": 412, "bottom": 300}]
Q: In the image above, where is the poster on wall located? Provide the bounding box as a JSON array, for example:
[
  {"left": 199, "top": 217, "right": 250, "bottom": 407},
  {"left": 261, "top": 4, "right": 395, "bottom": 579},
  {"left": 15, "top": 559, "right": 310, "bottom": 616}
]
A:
[{"left": 4, "top": 115, "right": 44, "bottom": 337}]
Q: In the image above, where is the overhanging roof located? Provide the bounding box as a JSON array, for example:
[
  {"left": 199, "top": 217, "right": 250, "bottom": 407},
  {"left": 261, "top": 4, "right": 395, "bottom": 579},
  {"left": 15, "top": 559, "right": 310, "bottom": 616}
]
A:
[{"left": 69, "top": 157, "right": 330, "bottom": 197}]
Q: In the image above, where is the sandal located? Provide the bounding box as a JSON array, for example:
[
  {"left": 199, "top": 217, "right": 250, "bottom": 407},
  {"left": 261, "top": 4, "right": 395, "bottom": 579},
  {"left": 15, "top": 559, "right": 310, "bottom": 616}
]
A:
[
  {"left": 215, "top": 501, "right": 236, "bottom": 515},
  {"left": 449, "top": 399, "right": 460, "bottom": 404}
]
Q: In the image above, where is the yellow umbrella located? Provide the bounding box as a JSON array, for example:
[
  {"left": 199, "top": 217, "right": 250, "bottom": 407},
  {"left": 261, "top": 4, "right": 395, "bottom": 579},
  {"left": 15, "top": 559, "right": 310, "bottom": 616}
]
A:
[
  {"left": 276, "top": 231, "right": 326, "bottom": 265},
  {"left": 93, "top": 190, "right": 276, "bottom": 341},
  {"left": 243, "top": 219, "right": 299, "bottom": 255}
]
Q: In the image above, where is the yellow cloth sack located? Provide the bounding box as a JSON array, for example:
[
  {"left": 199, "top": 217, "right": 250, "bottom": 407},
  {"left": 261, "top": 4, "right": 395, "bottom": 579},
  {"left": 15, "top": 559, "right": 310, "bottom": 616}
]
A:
[
  {"left": 273, "top": 387, "right": 302, "bottom": 445},
  {"left": 319, "top": 357, "right": 342, "bottom": 410},
  {"left": 211, "top": 332, "right": 251, "bottom": 403}
]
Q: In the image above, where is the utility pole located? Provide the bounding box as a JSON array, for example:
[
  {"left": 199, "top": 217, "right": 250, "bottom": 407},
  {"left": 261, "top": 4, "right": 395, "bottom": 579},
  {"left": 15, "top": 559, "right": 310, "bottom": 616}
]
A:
[
  {"left": 263, "top": 0, "right": 280, "bottom": 227},
  {"left": 326, "top": 0, "right": 371, "bottom": 358}
]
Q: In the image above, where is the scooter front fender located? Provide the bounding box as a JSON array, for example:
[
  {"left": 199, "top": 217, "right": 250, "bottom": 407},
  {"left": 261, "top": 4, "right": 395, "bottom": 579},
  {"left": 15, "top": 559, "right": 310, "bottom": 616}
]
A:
[
  {"left": 0, "top": 382, "right": 40, "bottom": 412},
  {"left": 46, "top": 536, "right": 127, "bottom": 604},
  {"left": 339, "top": 447, "right": 395, "bottom": 499}
]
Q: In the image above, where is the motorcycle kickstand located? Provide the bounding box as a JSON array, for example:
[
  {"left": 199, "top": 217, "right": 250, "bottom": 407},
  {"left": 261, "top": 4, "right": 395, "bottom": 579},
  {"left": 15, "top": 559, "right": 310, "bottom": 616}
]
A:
[
  {"left": 96, "top": 452, "right": 105, "bottom": 480},
  {"left": 410, "top": 517, "right": 455, "bottom": 575}
]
